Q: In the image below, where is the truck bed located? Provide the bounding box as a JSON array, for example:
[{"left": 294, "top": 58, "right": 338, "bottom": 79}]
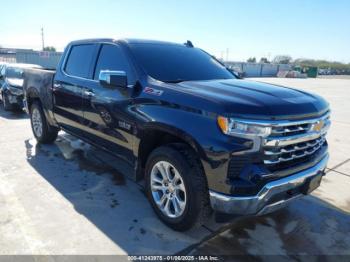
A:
[{"left": 23, "top": 68, "right": 56, "bottom": 120}]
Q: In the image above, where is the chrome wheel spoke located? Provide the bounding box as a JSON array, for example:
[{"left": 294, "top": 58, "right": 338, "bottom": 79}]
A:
[
  {"left": 175, "top": 195, "right": 186, "bottom": 210},
  {"left": 164, "top": 163, "right": 173, "bottom": 181},
  {"left": 151, "top": 184, "right": 164, "bottom": 192},
  {"left": 152, "top": 176, "right": 163, "bottom": 184},
  {"left": 175, "top": 182, "right": 185, "bottom": 192},
  {"left": 157, "top": 193, "right": 167, "bottom": 207},
  {"left": 172, "top": 197, "right": 181, "bottom": 216},
  {"left": 157, "top": 163, "right": 168, "bottom": 181},
  {"left": 32, "top": 108, "right": 43, "bottom": 137},
  {"left": 163, "top": 197, "right": 172, "bottom": 216}
]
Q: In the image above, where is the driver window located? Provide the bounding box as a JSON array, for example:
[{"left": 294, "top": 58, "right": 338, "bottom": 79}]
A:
[{"left": 94, "top": 44, "right": 134, "bottom": 85}]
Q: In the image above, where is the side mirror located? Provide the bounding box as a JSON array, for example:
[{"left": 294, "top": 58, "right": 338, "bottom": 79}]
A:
[{"left": 99, "top": 70, "right": 127, "bottom": 89}]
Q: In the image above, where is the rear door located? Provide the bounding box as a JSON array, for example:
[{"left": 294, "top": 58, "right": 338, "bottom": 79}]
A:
[
  {"left": 80, "top": 43, "right": 137, "bottom": 164},
  {"left": 53, "top": 44, "right": 98, "bottom": 134}
]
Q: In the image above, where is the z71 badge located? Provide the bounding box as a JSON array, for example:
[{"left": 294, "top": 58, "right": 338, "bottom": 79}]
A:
[{"left": 144, "top": 87, "right": 164, "bottom": 96}]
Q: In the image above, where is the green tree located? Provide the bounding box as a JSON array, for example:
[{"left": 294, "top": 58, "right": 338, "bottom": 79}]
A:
[
  {"left": 247, "top": 57, "right": 256, "bottom": 63},
  {"left": 273, "top": 55, "right": 292, "bottom": 64},
  {"left": 294, "top": 58, "right": 350, "bottom": 74},
  {"left": 43, "top": 46, "right": 56, "bottom": 52},
  {"left": 260, "top": 57, "right": 270, "bottom": 63}
]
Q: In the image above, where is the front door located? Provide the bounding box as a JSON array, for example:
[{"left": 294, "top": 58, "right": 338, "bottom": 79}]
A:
[{"left": 81, "top": 43, "right": 136, "bottom": 165}]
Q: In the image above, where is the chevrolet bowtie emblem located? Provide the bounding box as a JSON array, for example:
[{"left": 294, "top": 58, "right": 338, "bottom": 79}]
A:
[{"left": 312, "top": 120, "right": 324, "bottom": 132}]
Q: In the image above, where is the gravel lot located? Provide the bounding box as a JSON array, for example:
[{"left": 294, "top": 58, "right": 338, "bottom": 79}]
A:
[{"left": 0, "top": 77, "right": 349, "bottom": 257}]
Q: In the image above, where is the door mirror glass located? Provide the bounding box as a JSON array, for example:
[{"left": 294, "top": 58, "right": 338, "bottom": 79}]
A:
[{"left": 99, "top": 70, "right": 127, "bottom": 89}]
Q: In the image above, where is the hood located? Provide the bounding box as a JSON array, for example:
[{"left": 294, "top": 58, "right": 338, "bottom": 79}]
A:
[
  {"left": 6, "top": 78, "right": 24, "bottom": 88},
  {"left": 174, "top": 79, "right": 329, "bottom": 120}
]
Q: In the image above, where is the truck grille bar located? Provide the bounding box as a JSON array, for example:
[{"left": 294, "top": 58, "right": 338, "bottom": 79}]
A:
[
  {"left": 271, "top": 123, "right": 311, "bottom": 136},
  {"left": 264, "top": 136, "right": 326, "bottom": 164},
  {"left": 263, "top": 113, "right": 330, "bottom": 166}
]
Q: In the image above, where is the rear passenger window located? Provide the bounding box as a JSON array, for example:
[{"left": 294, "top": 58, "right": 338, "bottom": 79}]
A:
[
  {"left": 65, "top": 44, "right": 95, "bottom": 78},
  {"left": 94, "top": 44, "right": 134, "bottom": 84}
]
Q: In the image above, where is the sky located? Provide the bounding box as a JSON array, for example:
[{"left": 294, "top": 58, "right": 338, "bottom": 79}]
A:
[{"left": 0, "top": 0, "right": 349, "bottom": 63}]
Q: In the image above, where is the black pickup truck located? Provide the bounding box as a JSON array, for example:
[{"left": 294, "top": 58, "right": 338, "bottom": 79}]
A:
[{"left": 23, "top": 38, "right": 330, "bottom": 231}]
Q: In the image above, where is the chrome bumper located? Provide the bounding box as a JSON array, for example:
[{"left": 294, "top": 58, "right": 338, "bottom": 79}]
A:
[{"left": 209, "top": 154, "right": 329, "bottom": 215}]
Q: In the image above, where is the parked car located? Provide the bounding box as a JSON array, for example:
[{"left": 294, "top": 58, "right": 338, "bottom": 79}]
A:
[
  {"left": 23, "top": 39, "right": 330, "bottom": 231},
  {"left": 0, "top": 62, "right": 7, "bottom": 81},
  {"left": 0, "top": 62, "right": 6, "bottom": 74},
  {"left": 0, "top": 63, "right": 42, "bottom": 111}
]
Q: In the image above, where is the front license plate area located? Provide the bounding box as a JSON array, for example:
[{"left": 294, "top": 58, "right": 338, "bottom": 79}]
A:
[
  {"left": 9, "top": 95, "right": 17, "bottom": 104},
  {"left": 302, "top": 173, "right": 323, "bottom": 195}
]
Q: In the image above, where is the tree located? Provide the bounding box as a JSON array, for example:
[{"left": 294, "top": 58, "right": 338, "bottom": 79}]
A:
[
  {"left": 43, "top": 46, "right": 56, "bottom": 52},
  {"left": 273, "top": 55, "right": 292, "bottom": 64},
  {"left": 294, "top": 58, "right": 350, "bottom": 74},
  {"left": 247, "top": 57, "right": 256, "bottom": 63},
  {"left": 260, "top": 57, "right": 270, "bottom": 63}
]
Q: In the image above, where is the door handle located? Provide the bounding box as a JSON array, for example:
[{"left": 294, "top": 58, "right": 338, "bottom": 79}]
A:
[{"left": 84, "top": 90, "right": 95, "bottom": 97}]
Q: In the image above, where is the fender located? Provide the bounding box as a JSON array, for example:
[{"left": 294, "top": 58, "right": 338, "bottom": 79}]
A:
[
  {"left": 138, "top": 121, "right": 206, "bottom": 159},
  {"left": 132, "top": 103, "right": 252, "bottom": 190}
]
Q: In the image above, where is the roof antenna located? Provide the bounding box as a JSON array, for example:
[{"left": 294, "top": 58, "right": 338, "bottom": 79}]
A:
[{"left": 184, "top": 40, "right": 194, "bottom": 48}]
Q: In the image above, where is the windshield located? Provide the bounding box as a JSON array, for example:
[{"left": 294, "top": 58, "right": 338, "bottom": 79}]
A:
[
  {"left": 129, "top": 43, "right": 235, "bottom": 82},
  {"left": 6, "top": 67, "right": 24, "bottom": 79}
]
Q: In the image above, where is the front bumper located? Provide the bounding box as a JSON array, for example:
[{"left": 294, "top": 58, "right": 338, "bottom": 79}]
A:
[
  {"left": 209, "top": 153, "right": 329, "bottom": 215},
  {"left": 7, "top": 93, "right": 24, "bottom": 107}
]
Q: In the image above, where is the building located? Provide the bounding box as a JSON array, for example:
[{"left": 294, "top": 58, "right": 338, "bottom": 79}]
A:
[{"left": 0, "top": 48, "right": 62, "bottom": 69}]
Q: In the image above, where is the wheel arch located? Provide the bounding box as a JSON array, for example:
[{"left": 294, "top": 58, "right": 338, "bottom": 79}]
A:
[
  {"left": 135, "top": 123, "right": 206, "bottom": 181},
  {"left": 25, "top": 87, "right": 41, "bottom": 110}
]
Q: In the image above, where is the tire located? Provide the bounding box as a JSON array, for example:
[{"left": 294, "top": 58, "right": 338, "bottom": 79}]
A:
[
  {"left": 30, "top": 101, "right": 58, "bottom": 144},
  {"left": 145, "top": 144, "right": 211, "bottom": 231},
  {"left": 2, "top": 93, "right": 13, "bottom": 111}
]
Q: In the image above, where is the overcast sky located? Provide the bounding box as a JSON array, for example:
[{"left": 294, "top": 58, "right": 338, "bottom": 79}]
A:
[{"left": 1, "top": 0, "right": 349, "bottom": 63}]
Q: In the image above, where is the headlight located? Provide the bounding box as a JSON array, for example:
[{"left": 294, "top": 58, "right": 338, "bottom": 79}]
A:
[
  {"left": 8, "top": 86, "right": 23, "bottom": 96},
  {"left": 217, "top": 116, "right": 271, "bottom": 137}
]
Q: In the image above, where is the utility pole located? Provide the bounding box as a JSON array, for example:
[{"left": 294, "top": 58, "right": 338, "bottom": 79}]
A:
[
  {"left": 41, "top": 27, "right": 45, "bottom": 51},
  {"left": 226, "top": 48, "right": 229, "bottom": 62}
]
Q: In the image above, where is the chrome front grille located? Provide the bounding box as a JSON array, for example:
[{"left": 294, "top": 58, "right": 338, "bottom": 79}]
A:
[
  {"left": 263, "top": 113, "right": 330, "bottom": 166},
  {"left": 264, "top": 135, "right": 326, "bottom": 164}
]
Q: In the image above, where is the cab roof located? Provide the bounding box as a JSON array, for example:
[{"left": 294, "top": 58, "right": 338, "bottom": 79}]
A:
[{"left": 68, "top": 38, "right": 187, "bottom": 47}]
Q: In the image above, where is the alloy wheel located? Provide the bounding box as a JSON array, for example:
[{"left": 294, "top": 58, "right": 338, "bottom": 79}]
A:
[
  {"left": 150, "top": 161, "right": 187, "bottom": 218},
  {"left": 32, "top": 108, "right": 43, "bottom": 138}
]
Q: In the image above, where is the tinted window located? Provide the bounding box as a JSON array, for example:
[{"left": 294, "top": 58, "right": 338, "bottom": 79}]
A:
[
  {"left": 65, "top": 44, "right": 95, "bottom": 78},
  {"left": 94, "top": 44, "right": 134, "bottom": 83},
  {"left": 129, "top": 43, "right": 235, "bottom": 82},
  {"left": 0, "top": 66, "right": 5, "bottom": 77},
  {"left": 6, "top": 67, "right": 24, "bottom": 79}
]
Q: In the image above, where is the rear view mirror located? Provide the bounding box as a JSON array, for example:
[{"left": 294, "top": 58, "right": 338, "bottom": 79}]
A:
[{"left": 99, "top": 70, "right": 127, "bottom": 88}]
